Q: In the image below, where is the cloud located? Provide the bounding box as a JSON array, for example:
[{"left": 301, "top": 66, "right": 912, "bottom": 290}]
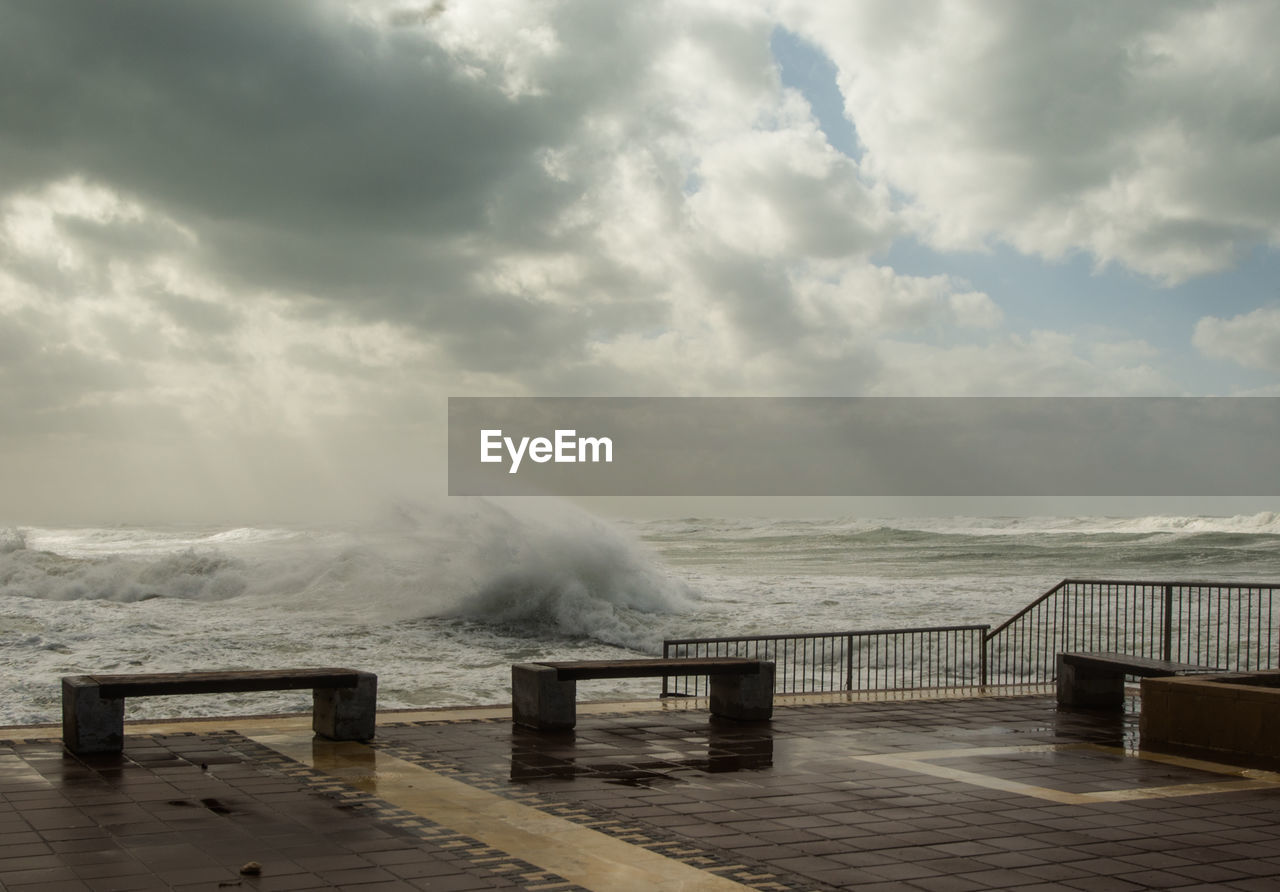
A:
[
  {"left": 0, "top": 2, "right": 986, "bottom": 383},
  {"left": 780, "top": 0, "right": 1280, "bottom": 283},
  {"left": 2, "top": 1, "right": 567, "bottom": 299},
  {"left": 873, "top": 332, "right": 1171, "bottom": 396},
  {"left": 791, "top": 264, "right": 1001, "bottom": 334},
  {"left": 687, "top": 121, "right": 891, "bottom": 259},
  {"left": 0, "top": 0, "right": 1260, "bottom": 520},
  {"left": 0, "top": 177, "right": 442, "bottom": 438},
  {"left": 4, "top": 1, "right": 1178, "bottom": 393},
  {"left": 1194, "top": 306, "right": 1280, "bottom": 372}
]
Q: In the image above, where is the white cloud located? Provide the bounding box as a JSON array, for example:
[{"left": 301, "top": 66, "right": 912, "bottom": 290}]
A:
[
  {"left": 0, "top": 177, "right": 441, "bottom": 439},
  {"left": 687, "top": 119, "right": 891, "bottom": 259},
  {"left": 1194, "top": 307, "right": 1280, "bottom": 372},
  {"left": 790, "top": 264, "right": 1000, "bottom": 334},
  {"left": 779, "top": 0, "right": 1280, "bottom": 283},
  {"left": 873, "top": 332, "right": 1172, "bottom": 396}
]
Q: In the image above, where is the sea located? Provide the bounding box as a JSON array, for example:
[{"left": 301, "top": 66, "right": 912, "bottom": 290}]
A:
[{"left": 3, "top": 501, "right": 1280, "bottom": 726}]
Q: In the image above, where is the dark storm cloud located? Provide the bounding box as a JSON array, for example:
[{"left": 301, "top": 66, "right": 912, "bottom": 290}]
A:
[
  {"left": 0, "top": 0, "right": 768, "bottom": 395},
  {"left": 0, "top": 1, "right": 962, "bottom": 392},
  {"left": 2, "top": 2, "right": 542, "bottom": 224},
  {"left": 0, "top": 1, "right": 560, "bottom": 307}
]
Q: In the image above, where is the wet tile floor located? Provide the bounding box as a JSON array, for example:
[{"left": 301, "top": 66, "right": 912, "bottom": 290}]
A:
[{"left": 5, "top": 693, "right": 1280, "bottom": 891}]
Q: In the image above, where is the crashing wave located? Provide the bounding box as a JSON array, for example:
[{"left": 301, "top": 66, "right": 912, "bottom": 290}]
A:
[{"left": 2, "top": 500, "right": 695, "bottom": 650}]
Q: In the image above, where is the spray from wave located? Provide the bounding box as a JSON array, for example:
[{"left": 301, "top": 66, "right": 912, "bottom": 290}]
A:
[
  {"left": 1, "top": 500, "right": 695, "bottom": 651},
  {"left": 444, "top": 502, "right": 694, "bottom": 651},
  {"left": 0, "top": 534, "right": 248, "bottom": 603},
  {"left": 334, "top": 499, "right": 695, "bottom": 650},
  {"left": 1, "top": 528, "right": 26, "bottom": 554}
]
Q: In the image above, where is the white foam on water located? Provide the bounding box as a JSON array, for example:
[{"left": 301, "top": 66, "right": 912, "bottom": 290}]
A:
[
  {"left": 3, "top": 501, "right": 694, "bottom": 635},
  {"left": 634, "top": 512, "right": 1280, "bottom": 539}
]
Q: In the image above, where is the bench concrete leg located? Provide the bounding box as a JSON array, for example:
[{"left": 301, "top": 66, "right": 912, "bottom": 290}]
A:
[
  {"left": 512, "top": 664, "right": 576, "bottom": 730},
  {"left": 314, "top": 671, "right": 377, "bottom": 741},
  {"left": 62, "top": 677, "right": 125, "bottom": 755},
  {"left": 709, "top": 662, "right": 775, "bottom": 721},
  {"left": 1056, "top": 655, "right": 1124, "bottom": 708}
]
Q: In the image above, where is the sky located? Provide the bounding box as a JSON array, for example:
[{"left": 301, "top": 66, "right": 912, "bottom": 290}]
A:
[{"left": 1, "top": 0, "right": 1279, "bottom": 524}]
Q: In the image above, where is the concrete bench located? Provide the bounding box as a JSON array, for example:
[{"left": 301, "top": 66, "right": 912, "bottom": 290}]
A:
[
  {"left": 62, "top": 668, "right": 377, "bottom": 755},
  {"left": 512, "top": 657, "right": 774, "bottom": 730},
  {"left": 1056, "top": 652, "right": 1216, "bottom": 708}
]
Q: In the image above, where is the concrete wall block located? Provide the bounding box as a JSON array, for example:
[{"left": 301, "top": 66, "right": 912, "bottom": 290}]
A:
[
  {"left": 313, "top": 671, "right": 378, "bottom": 741},
  {"left": 709, "top": 662, "right": 775, "bottom": 721},
  {"left": 1056, "top": 655, "right": 1125, "bottom": 708},
  {"left": 62, "top": 676, "right": 125, "bottom": 755},
  {"left": 512, "top": 664, "right": 577, "bottom": 730}
]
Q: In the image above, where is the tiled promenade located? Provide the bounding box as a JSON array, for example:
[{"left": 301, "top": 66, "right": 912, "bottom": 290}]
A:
[{"left": 5, "top": 691, "right": 1280, "bottom": 891}]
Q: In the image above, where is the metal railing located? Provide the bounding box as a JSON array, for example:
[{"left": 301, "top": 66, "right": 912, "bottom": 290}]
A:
[
  {"left": 985, "top": 579, "right": 1280, "bottom": 685},
  {"left": 662, "top": 625, "right": 988, "bottom": 696},
  {"left": 661, "top": 579, "right": 1280, "bottom": 696}
]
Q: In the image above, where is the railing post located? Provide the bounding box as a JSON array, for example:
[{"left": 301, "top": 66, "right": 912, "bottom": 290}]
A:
[
  {"left": 1163, "top": 584, "right": 1174, "bottom": 662},
  {"left": 661, "top": 640, "right": 670, "bottom": 697},
  {"left": 979, "top": 626, "right": 989, "bottom": 687},
  {"left": 845, "top": 633, "right": 854, "bottom": 691}
]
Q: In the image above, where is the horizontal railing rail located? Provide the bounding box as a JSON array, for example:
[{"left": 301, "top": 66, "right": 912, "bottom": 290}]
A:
[{"left": 662, "top": 579, "right": 1280, "bottom": 697}]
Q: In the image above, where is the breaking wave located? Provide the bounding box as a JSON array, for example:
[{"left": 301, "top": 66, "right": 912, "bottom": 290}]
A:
[
  {"left": 449, "top": 522, "right": 693, "bottom": 651},
  {"left": 0, "top": 528, "right": 26, "bottom": 554},
  {"left": 0, "top": 500, "right": 695, "bottom": 650},
  {"left": 0, "top": 540, "right": 247, "bottom": 603}
]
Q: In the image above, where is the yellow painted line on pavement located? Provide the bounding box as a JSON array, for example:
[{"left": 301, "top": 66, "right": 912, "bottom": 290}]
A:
[{"left": 249, "top": 730, "right": 753, "bottom": 892}]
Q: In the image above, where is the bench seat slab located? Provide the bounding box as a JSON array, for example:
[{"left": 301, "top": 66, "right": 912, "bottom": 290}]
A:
[
  {"left": 1056, "top": 652, "right": 1216, "bottom": 708},
  {"left": 91, "top": 668, "right": 362, "bottom": 699},
  {"left": 542, "top": 657, "right": 764, "bottom": 681},
  {"left": 1059, "top": 652, "right": 1211, "bottom": 677}
]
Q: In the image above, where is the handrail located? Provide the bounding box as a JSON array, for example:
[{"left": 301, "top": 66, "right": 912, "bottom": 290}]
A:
[
  {"left": 666, "top": 624, "right": 988, "bottom": 646},
  {"left": 985, "top": 579, "right": 1068, "bottom": 639},
  {"left": 1056, "top": 578, "right": 1280, "bottom": 588}
]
